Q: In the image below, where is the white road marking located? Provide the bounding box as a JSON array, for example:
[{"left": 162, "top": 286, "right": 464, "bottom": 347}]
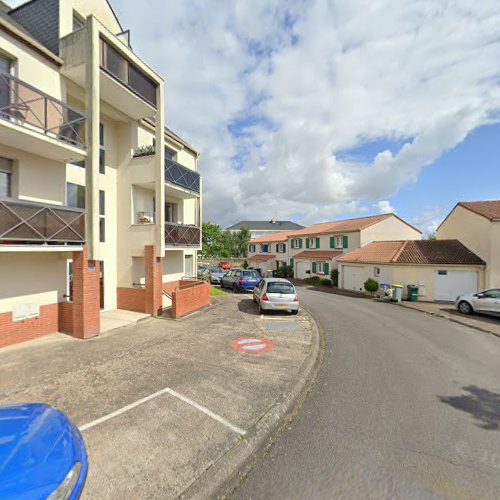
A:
[{"left": 79, "top": 387, "right": 246, "bottom": 436}]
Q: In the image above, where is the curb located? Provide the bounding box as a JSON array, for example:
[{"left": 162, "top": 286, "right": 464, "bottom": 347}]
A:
[
  {"left": 391, "top": 302, "right": 500, "bottom": 340},
  {"left": 180, "top": 307, "right": 325, "bottom": 499}
]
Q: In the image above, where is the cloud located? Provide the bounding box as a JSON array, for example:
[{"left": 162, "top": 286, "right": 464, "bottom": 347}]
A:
[
  {"left": 373, "top": 200, "right": 395, "bottom": 214},
  {"left": 10, "top": 0, "right": 500, "bottom": 227}
]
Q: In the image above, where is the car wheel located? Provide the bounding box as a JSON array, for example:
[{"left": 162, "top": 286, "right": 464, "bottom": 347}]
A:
[
  {"left": 458, "top": 301, "right": 473, "bottom": 315},
  {"left": 253, "top": 296, "right": 257, "bottom": 303},
  {"left": 233, "top": 284, "right": 239, "bottom": 294}
]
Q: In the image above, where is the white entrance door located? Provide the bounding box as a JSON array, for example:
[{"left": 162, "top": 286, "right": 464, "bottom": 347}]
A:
[
  {"left": 342, "top": 265, "right": 365, "bottom": 292},
  {"left": 434, "top": 270, "right": 478, "bottom": 301},
  {"left": 296, "top": 260, "right": 309, "bottom": 280}
]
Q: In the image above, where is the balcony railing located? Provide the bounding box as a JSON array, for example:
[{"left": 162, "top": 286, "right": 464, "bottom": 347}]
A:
[
  {"left": 0, "top": 198, "right": 85, "bottom": 245},
  {"left": 165, "top": 222, "right": 201, "bottom": 247},
  {"left": 165, "top": 159, "right": 200, "bottom": 194},
  {"left": 0, "top": 72, "right": 86, "bottom": 148},
  {"left": 99, "top": 38, "right": 157, "bottom": 107}
]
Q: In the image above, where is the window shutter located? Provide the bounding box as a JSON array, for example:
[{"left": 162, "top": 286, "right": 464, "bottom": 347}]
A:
[
  {"left": 324, "top": 263, "right": 330, "bottom": 275},
  {"left": 276, "top": 244, "right": 279, "bottom": 252},
  {"left": 330, "top": 237, "right": 334, "bottom": 249},
  {"left": 312, "top": 262, "right": 317, "bottom": 273},
  {"left": 283, "top": 243, "right": 286, "bottom": 253},
  {"left": 343, "top": 235, "right": 348, "bottom": 248},
  {"left": 306, "top": 238, "right": 310, "bottom": 249},
  {"left": 290, "top": 258, "right": 294, "bottom": 269},
  {"left": 299, "top": 239, "right": 303, "bottom": 249},
  {"left": 316, "top": 237, "right": 320, "bottom": 248},
  {"left": 291, "top": 240, "right": 295, "bottom": 249}
]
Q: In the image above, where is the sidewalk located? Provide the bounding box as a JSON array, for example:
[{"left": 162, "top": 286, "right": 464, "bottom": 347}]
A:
[
  {"left": 396, "top": 301, "right": 500, "bottom": 338},
  {"left": 0, "top": 295, "right": 320, "bottom": 499}
]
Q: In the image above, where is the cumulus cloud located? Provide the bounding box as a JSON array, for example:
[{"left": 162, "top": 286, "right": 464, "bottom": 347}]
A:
[
  {"left": 373, "top": 201, "right": 395, "bottom": 214},
  {"left": 10, "top": 0, "right": 500, "bottom": 227}
]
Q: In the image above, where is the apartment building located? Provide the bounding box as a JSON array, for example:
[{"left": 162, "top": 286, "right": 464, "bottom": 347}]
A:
[{"left": 0, "top": 0, "right": 203, "bottom": 347}]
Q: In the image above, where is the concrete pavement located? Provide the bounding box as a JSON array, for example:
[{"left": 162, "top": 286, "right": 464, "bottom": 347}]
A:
[
  {"left": 0, "top": 295, "right": 320, "bottom": 499},
  {"left": 235, "top": 287, "right": 500, "bottom": 499}
]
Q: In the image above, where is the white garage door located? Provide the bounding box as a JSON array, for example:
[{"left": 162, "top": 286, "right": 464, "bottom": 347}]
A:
[
  {"left": 342, "top": 265, "right": 365, "bottom": 292},
  {"left": 434, "top": 270, "right": 478, "bottom": 301},
  {"left": 296, "top": 260, "right": 309, "bottom": 280}
]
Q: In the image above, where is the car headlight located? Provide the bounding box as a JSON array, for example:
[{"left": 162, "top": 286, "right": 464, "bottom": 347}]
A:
[{"left": 47, "top": 462, "right": 82, "bottom": 500}]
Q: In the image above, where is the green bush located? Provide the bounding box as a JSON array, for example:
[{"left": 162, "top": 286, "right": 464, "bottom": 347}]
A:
[
  {"left": 319, "top": 278, "right": 332, "bottom": 286},
  {"left": 275, "top": 265, "right": 294, "bottom": 278},
  {"left": 330, "top": 269, "right": 339, "bottom": 287},
  {"left": 242, "top": 260, "right": 249, "bottom": 269},
  {"left": 304, "top": 276, "right": 321, "bottom": 285},
  {"left": 364, "top": 278, "right": 379, "bottom": 294}
]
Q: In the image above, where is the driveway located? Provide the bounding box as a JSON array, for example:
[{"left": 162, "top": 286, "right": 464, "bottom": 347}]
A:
[
  {"left": 0, "top": 296, "right": 316, "bottom": 499},
  {"left": 235, "top": 287, "right": 500, "bottom": 499}
]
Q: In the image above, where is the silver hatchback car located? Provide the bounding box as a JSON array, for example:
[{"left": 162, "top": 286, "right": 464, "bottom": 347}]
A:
[
  {"left": 253, "top": 278, "right": 299, "bottom": 315},
  {"left": 455, "top": 288, "right": 500, "bottom": 316}
]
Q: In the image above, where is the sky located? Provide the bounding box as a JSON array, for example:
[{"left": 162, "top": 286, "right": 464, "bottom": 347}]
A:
[{"left": 10, "top": 0, "right": 500, "bottom": 234}]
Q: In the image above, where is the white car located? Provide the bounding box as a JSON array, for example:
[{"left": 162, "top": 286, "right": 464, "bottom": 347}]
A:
[
  {"left": 455, "top": 288, "right": 500, "bottom": 316},
  {"left": 253, "top": 278, "right": 299, "bottom": 315}
]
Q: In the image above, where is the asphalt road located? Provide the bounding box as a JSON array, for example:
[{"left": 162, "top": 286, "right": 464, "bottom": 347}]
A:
[{"left": 234, "top": 287, "right": 500, "bottom": 499}]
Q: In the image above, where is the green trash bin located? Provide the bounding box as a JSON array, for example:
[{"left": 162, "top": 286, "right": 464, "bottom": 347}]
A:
[{"left": 407, "top": 284, "right": 419, "bottom": 302}]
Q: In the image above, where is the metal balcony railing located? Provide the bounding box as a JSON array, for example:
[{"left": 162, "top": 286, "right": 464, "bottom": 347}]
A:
[
  {"left": 165, "top": 222, "right": 201, "bottom": 247},
  {"left": 0, "top": 198, "right": 85, "bottom": 244},
  {"left": 0, "top": 72, "right": 86, "bottom": 148},
  {"left": 165, "top": 159, "right": 200, "bottom": 194}
]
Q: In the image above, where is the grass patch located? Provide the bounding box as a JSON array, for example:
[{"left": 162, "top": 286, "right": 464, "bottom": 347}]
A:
[{"left": 210, "top": 286, "right": 227, "bottom": 296}]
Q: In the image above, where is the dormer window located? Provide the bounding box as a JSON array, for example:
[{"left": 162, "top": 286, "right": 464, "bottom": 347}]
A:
[{"left": 73, "top": 11, "right": 86, "bottom": 31}]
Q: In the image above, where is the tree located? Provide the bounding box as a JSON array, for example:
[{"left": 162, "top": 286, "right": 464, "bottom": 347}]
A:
[
  {"left": 201, "top": 222, "right": 224, "bottom": 257},
  {"left": 200, "top": 222, "right": 252, "bottom": 258}
]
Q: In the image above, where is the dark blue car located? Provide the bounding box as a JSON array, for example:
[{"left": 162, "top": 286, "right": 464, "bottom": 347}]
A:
[
  {"left": 220, "top": 269, "right": 262, "bottom": 292},
  {"left": 0, "top": 403, "right": 88, "bottom": 499}
]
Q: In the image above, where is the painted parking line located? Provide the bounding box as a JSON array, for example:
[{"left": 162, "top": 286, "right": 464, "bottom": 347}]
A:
[{"left": 79, "top": 387, "right": 246, "bottom": 436}]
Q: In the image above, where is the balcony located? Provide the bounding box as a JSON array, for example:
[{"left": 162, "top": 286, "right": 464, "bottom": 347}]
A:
[
  {"left": 0, "top": 73, "right": 86, "bottom": 162},
  {"left": 0, "top": 198, "right": 85, "bottom": 247},
  {"left": 165, "top": 222, "right": 201, "bottom": 248},
  {"left": 165, "top": 159, "right": 200, "bottom": 195}
]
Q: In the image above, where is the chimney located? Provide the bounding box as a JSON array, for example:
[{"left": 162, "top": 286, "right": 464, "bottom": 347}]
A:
[{"left": 270, "top": 217, "right": 277, "bottom": 224}]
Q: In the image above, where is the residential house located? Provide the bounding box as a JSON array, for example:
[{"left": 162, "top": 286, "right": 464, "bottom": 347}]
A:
[
  {"left": 337, "top": 240, "right": 485, "bottom": 301},
  {"left": 247, "top": 231, "right": 292, "bottom": 274},
  {"left": 287, "top": 214, "right": 421, "bottom": 279},
  {"left": 0, "top": 0, "right": 203, "bottom": 348},
  {"left": 227, "top": 219, "right": 304, "bottom": 240},
  {"left": 437, "top": 200, "right": 500, "bottom": 289}
]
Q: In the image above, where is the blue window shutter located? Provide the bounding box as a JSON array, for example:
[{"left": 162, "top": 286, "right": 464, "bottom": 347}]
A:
[
  {"left": 312, "top": 262, "right": 317, "bottom": 273},
  {"left": 343, "top": 235, "right": 348, "bottom": 248}
]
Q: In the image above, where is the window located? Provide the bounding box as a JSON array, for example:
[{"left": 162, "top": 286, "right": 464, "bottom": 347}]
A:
[
  {"left": 481, "top": 289, "right": 500, "bottom": 299},
  {"left": 0, "top": 54, "right": 12, "bottom": 110},
  {"left": 165, "top": 148, "right": 176, "bottom": 161},
  {"left": 262, "top": 244, "right": 269, "bottom": 253},
  {"left": 374, "top": 267, "right": 381, "bottom": 277},
  {"left": 99, "top": 190, "right": 106, "bottom": 242},
  {"left": 99, "top": 124, "right": 105, "bottom": 174},
  {"left": 267, "top": 282, "right": 295, "bottom": 294},
  {"left": 0, "top": 157, "right": 12, "bottom": 197},
  {"left": 334, "top": 236, "right": 343, "bottom": 249},
  {"left": 242, "top": 270, "right": 260, "bottom": 278},
  {"left": 309, "top": 238, "right": 318, "bottom": 249},
  {"left": 438, "top": 270, "right": 448, "bottom": 275},
  {"left": 165, "top": 202, "right": 177, "bottom": 223},
  {"left": 71, "top": 160, "right": 85, "bottom": 169},
  {"left": 73, "top": 11, "right": 86, "bottom": 31},
  {"left": 292, "top": 238, "right": 302, "bottom": 249},
  {"left": 249, "top": 244, "right": 256, "bottom": 253},
  {"left": 66, "top": 182, "right": 85, "bottom": 209}
]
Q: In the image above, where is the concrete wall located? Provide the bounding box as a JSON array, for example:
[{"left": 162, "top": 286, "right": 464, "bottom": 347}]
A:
[{"left": 437, "top": 205, "right": 498, "bottom": 288}]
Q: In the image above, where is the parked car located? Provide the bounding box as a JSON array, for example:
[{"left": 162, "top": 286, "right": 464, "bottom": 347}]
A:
[
  {"left": 220, "top": 269, "right": 261, "bottom": 292},
  {"left": 218, "top": 261, "right": 231, "bottom": 270},
  {"left": 253, "top": 278, "right": 299, "bottom": 315},
  {"left": 207, "top": 267, "right": 227, "bottom": 284},
  {"left": 197, "top": 264, "right": 209, "bottom": 278},
  {"left": 456, "top": 288, "right": 500, "bottom": 316},
  {"left": 0, "top": 403, "right": 88, "bottom": 499}
]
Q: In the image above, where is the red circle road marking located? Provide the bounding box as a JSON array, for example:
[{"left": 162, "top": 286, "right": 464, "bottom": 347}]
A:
[{"left": 231, "top": 337, "right": 274, "bottom": 354}]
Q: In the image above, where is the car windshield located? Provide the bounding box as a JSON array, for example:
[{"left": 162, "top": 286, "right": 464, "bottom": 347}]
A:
[
  {"left": 267, "top": 282, "right": 295, "bottom": 294},
  {"left": 242, "top": 270, "right": 260, "bottom": 278},
  {"left": 210, "top": 268, "right": 221, "bottom": 273}
]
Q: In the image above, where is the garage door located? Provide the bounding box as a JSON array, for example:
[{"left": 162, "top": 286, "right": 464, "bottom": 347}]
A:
[
  {"left": 342, "top": 265, "right": 365, "bottom": 292},
  {"left": 434, "top": 270, "right": 478, "bottom": 301},
  {"left": 296, "top": 260, "right": 309, "bottom": 280}
]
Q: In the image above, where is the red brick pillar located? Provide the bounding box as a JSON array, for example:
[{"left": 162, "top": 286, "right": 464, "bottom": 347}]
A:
[
  {"left": 72, "top": 246, "right": 100, "bottom": 339},
  {"left": 145, "top": 244, "right": 162, "bottom": 316}
]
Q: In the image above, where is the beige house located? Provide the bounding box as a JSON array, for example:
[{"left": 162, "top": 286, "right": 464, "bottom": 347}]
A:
[
  {"left": 247, "top": 231, "right": 292, "bottom": 274},
  {"left": 437, "top": 200, "right": 500, "bottom": 289},
  {"left": 338, "top": 240, "right": 485, "bottom": 301},
  {"left": 0, "top": 0, "right": 202, "bottom": 347},
  {"left": 286, "top": 214, "right": 421, "bottom": 280}
]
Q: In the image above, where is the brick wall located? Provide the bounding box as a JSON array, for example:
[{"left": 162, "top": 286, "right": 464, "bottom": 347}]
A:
[
  {"left": 0, "top": 304, "right": 58, "bottom": 349},
  {"left": 58, "top": 301, "right": 73, "bottom": 334},
  {"left": 163, "top": 280, "right": 181, "bottom": 295},
  {"left": 117, "top": 288, "right": 146, "bottom": 313},
  {"left": 171, "top": 281, "right": 211, "bottom": 319},
  {"left": 145, "top": 245, "right": 163, "bottom": 316}
]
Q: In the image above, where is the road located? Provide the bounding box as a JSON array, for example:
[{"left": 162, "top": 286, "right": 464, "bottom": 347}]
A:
[{"left": 234, "top": 287, "right": 500, "bottom": 499}]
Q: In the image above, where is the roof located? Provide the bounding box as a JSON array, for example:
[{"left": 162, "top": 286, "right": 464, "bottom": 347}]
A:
[
  {"left": 250, "top": 231, "right": 296, "bottom": 243},
  {"left": 294, "top": 250, "right": 344, "bottom": 260},
  {"left": 458, "top": 200, "right": 500, "bottom": 222},
  {"left": 247, "top": 254, "right": 276, "bottom": 262},
  {"left": 287, "top": 213, "right": 421, "bottom": 237},
  {"left": 338, "top": 240, "right": 485, "bottom": 266},
  {"left": 227, "top": 220, "right": 305, "bottom": 231}
]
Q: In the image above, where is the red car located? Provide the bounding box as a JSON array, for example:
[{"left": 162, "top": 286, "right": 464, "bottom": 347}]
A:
[{"left": 218, "top": 261, "right": 231, "bottom": 270}]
